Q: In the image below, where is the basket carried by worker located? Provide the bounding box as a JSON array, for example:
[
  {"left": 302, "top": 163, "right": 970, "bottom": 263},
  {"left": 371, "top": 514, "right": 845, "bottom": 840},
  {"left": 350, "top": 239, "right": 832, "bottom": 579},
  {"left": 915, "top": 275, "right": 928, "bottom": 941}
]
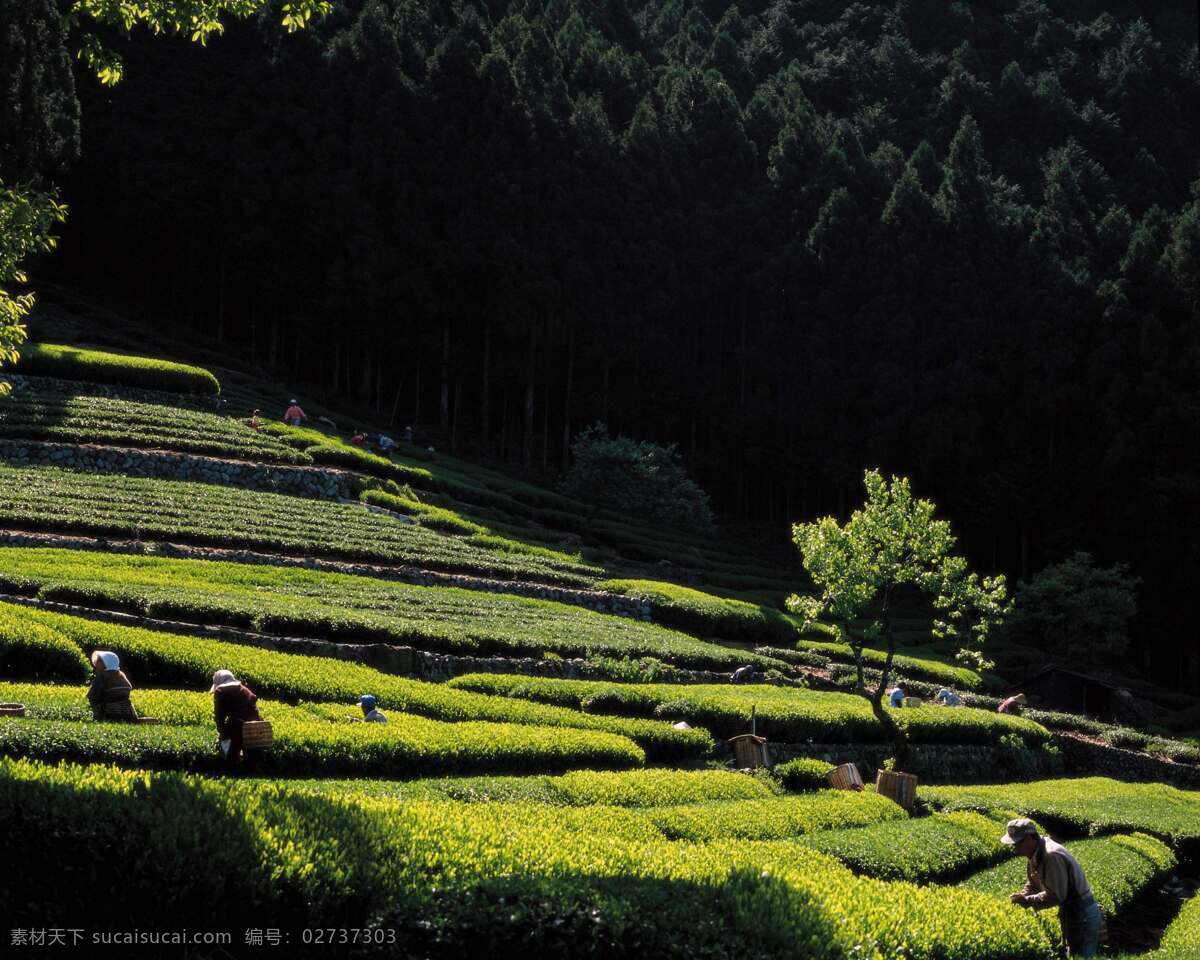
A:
[
  {"left": 136, "top": 717, "right": 162, "bottom": 725},
  {"left": 729, "top": 734, "right": 769, "bottom": 769},
  {"left": 903, "top": 696, "right": 923, "bottom": 708},
  {"left": 876, "top": 768, "right": 919, "bottom": 810},
  {"left": 0, "top": 703, "right": 26, "bottom": 717},
  {"left": 826, "top": 762, "right": 864, "bottom": 791},
  {"left": 242, "top": 720, "right": 274, "bottom": 750}
]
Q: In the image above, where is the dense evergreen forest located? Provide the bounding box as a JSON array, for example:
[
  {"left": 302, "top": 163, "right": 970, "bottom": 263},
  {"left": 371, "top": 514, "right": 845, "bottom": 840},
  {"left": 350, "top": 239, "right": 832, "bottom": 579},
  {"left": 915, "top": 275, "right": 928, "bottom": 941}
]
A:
[{"left": 20, "top": 0, "right": 1200, "bottom": 687}]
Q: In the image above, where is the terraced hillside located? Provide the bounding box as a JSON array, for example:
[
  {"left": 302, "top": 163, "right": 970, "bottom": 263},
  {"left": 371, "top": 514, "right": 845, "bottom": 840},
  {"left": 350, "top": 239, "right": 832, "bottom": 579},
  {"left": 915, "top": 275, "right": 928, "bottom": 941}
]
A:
[{"left": 0, "top": 342, "right": 1196, "bottom": 958}]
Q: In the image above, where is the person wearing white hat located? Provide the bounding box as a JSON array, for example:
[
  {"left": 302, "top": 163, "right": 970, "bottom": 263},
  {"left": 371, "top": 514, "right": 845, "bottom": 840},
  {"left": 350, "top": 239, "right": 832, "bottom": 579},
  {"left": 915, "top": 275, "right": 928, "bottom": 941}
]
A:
[
  {"left": 87, "top": 650, "right": 137, "bottom": 722},
  {"left": 1002, "top": 818, "right": 1100, "bottom": 956},
  {"left": 211, "top": 670, "right": 262, "bottom": 768}
]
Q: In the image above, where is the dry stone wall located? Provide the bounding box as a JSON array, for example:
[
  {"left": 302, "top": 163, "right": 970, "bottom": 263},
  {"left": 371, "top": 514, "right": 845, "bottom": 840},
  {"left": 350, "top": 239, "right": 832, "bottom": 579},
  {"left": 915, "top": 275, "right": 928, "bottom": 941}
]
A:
[{"left": 1056, "top": 732, "right": 1200, "bottom": 790}]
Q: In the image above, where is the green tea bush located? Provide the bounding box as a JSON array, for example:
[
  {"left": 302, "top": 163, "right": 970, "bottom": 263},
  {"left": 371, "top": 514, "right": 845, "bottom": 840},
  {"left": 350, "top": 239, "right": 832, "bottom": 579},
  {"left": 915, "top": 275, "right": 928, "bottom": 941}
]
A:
[
  {"left": 294, "top": 768, "right": 778, "bottom": 807},
  {"left": 597, "top": 578, "right": 799, "bottom": 644},
  {"left": 0, "top": 467, "right": 599, "bottom": 586},
  {"left": 450, "top": 674, "right": 1052, "bottom": 747},
  {"left": 795, "top": 639, "right": 983, "bottom": 689},
  {"left": 0, "top": 604, "right": 712, "bottom": 762},
  {"left": 0, "top": 608, "right": 90, "bottom": 681},
  {"left": 797, "top": 811, "right": 1007, "bottom": 882},
  {"left": 1145, "top": 895, "right": 1200, "bottom": 959},
  {"left": 961, "top": 832, "right": 1176, "bottom": 918},
  {"left": 924, "top": 778, "right": 1200, "bottom": 851},
  {"left": 775, "top": 757, "right": 835, "bottom": 792},
  {"left": 0, "top": 548, "right": 772, "bottom": 672},
  {"left": 0, "top": 384, "right": 309, "bottom": 462},
  {"left": 551, "top": 769, "right": 777, "bottom": 807},
  {"left": 0, "top": 683, "right": 646, "bottom": 776},
  {"left": 0, "top": 758, "right": 1057, "bottom": 959},
  {"left": 644, "top": 791, "right": 907, "bottom": 841},
  {"left": 16, "top": 342, "right": 221, "bottom": 395}
]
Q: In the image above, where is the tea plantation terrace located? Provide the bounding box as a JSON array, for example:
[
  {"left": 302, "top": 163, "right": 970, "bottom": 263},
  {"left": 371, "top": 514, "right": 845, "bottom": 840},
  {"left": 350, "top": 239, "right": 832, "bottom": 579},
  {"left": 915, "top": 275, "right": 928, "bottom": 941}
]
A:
[{"left": 0, "top": 342, "right": 1196, "bottom": 957}]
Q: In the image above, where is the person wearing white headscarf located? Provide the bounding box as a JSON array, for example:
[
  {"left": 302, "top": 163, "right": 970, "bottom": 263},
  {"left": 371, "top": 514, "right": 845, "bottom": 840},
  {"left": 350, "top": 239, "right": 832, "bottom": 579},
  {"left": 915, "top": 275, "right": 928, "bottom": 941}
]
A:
[
  {"left": 211, "top": 670, "right": 262, "bottom": 768},
  {"left": 87, "top": 650, "right": 137, "bottom": 721}
]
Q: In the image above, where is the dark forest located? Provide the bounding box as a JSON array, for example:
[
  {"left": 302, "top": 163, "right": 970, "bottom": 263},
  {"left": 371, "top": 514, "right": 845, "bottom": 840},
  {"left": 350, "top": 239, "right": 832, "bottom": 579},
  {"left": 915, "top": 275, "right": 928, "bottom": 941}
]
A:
[{"left": 22, "top": 0, "right": 1200, "bottom": 687}]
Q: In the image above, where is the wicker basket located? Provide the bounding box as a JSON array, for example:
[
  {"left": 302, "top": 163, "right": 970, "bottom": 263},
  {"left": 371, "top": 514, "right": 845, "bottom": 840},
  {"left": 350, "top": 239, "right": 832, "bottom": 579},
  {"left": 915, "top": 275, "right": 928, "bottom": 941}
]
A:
[
  {"left": 903, "top": 697, "right": 924, "bottom": 708},
  {"left": 876, "top": 768, "right": 919, "bottom": 810},
  {"left": 0, "top": 703, "right": 26, "bottom": 717},
  {"left": 136, "top": 717, "right": 162, "bottom": 725},
  {"left": 826, "top": 762, "right": 864, "bottom": 791},
  {"left": 242, "top": 720, "right": 274, "bottom": 750}
]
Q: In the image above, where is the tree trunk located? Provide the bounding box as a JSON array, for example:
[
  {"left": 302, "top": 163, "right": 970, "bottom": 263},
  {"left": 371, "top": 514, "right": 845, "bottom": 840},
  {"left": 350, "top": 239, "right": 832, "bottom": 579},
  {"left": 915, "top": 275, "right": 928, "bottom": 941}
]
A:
[
  {"left": 561, "top": 321, "right": 574, "bottom": 469},
  {"left": 440, "top": 319, "right": 451, "bottom": 431},
  {"left": 216, "top": 250, "right": 227, "bottom": 343},
  {"left": 542, "top": 361, "right": 550, "bottom": 473},
  {"left": 389, "top": 376, "right": 404, "bottom": 428},
  {"left": 481, "top": 315, "right": 491, "bottom": 450},
  {"left": 602, "top": 356, "right": 610, "bottom": 425},
  {"left": 268, "top": 313, "right": 278, "bottom": 370},
  {"left": 413, "top": 354, "right": 422, "bottom": 427},
  {"left": 864, "top": 596, "right": 911, "bottom": 768},
  {"left": 451, "top": 379, "right": 462, "bottom": 453},
  {"left": 523, "top": 318, "right": 536, "bottom": 467}
]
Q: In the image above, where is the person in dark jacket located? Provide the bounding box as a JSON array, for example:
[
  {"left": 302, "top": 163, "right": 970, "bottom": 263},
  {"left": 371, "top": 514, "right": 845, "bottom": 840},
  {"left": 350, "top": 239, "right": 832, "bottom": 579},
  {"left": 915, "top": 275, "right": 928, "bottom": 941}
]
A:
[
  {"left": 87, "top": 651, "right": 137, "bottom": 721},
  {"left": 211, "top": 669, "right": 262, "bottom": 768}
]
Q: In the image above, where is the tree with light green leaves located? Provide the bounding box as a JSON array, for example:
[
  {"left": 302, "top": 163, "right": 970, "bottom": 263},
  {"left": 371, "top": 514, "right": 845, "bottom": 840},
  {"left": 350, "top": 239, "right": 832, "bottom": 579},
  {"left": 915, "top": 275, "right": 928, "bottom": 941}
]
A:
[
  {"left": 0, "top": 0, "right": 330, "bottom": 391},
  {"left": 788, "top": 469, "right": 1010, "bottom": 768}
]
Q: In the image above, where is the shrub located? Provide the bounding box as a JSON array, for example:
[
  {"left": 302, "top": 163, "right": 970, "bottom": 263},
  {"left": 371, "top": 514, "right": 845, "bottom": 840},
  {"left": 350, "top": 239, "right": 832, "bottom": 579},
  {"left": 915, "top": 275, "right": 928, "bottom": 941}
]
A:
[
  {"left": 644, "top": 791, "right": 907, "bottom": 841},
  {"left": 923, "top": 778, "right": 1200, "bottom": 851},
  {"left": 0, "top": 683, "right": 647, "bottom": 776},
  {"left": 0, "top": 468, "right": 600, "bottom": 586},
  {"left": 961, "top": 832, "right": 1176, "bottom": 918},
  {"left": 1149, "top": 895, "right": 1200, "bottom": 959},
  {"left": 0, "top": 383, "right": 308, "bottom": 462},
  {"left": 449, "top": 674, "right": 1052, "bottom": 748},
  {"left": 795, "top": 639, "right": 983, "bottom": 689},
  {"left": 0, "top": 609, "right": 90, "bottom": 681},
  {"left": 0, "top": 604, "right": 712, "bottom": 762},
  {"left": 0, "top": 547, "right": 776, "bottom": 672},
  {"left": 281, "top": 768, "right": 778, "bottom": 807},
  {"left": 774, "top": 757, "right": 834, "bottom": 792},
  {"left": 0, "top": 758, "right": 1057, "bottom": 959},
  {"left": 560, "top": 423, "right": 714, "bottom": 532},
  {"left": 797, "top": 811, "right": 1007, "bottom": 882},
  {"left": 598, "top": 578, "right": 800, "bottom": 644},
  {"left": 1002, "top": 552, "right": 1139, "bottom": 664},
  {"left": 16, "top": 342, "right": 220, "bottom": 396}
]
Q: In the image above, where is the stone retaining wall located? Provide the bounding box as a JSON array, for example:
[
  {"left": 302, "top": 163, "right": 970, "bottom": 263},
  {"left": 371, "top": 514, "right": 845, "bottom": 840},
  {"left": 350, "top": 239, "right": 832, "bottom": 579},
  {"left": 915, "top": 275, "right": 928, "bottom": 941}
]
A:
[
  {"left": 0, "top": 529, "right": 650, "bottom": 619},
  {"left": 1057, "top": 732, "right": 1200, "bottom": 790},
  {"left": 0, "top": 439, "right": 354, "bottom": 500}
]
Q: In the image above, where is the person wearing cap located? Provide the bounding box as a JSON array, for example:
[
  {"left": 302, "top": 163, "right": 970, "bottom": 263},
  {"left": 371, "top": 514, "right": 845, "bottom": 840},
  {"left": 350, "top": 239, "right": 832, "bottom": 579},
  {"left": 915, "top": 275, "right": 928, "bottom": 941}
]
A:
[
  {"left": 888, "top": 685, "right": 907, "bottom": 708},
  {"left": 998, "top": 692, "right": 1027, "bottom": 715},
  {"left": 87, "top": 651, "right": 137, "bottom": 722},
  {"left": 359, "top": 695, "right": 387, "bottom": 723},
  {"left": 282, "top": 400, "right": 306, "bottom": 427},
  {"left": 1002, "top": 818, "right": 1100, "bottom": 957},
  {"left": 935, "top": 688, "right": 962, "bottom": 707},
  {"left": 211, "top": 670, "right": 263, "bottom": 768}
]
